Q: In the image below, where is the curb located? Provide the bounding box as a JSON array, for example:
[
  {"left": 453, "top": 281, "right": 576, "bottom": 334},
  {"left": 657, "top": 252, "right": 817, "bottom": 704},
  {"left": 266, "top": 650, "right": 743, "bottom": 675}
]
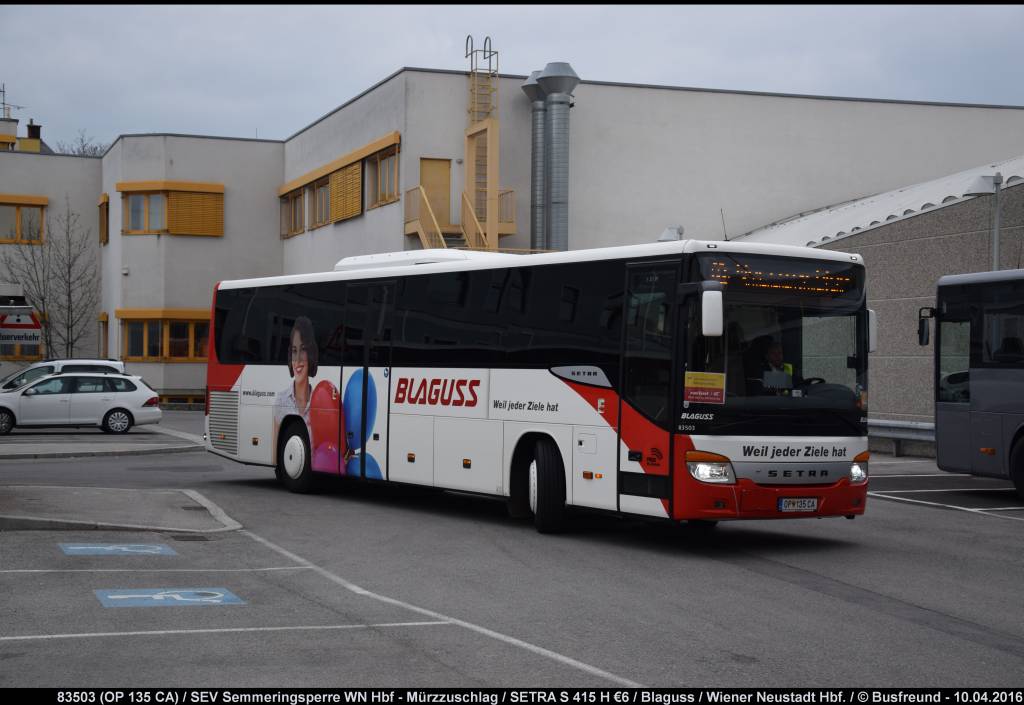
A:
[
  {"left": 0, "top": 445, "right": 204, "bottom": 460},
  {"left": 0, "top": 514, "right": 235, "bottom": 532},
  {"left": 0, "top": 488, "right": 243, "bottom": 533}
]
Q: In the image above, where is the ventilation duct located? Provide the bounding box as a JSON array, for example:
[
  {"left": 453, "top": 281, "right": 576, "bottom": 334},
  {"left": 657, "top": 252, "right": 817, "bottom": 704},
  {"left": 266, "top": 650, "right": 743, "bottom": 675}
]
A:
[
  {"left": 536, "top": 62, "right": 579, "bottom": 252},
  {"left": 520, "top": 71, "right": 547, "bottom": 252}
]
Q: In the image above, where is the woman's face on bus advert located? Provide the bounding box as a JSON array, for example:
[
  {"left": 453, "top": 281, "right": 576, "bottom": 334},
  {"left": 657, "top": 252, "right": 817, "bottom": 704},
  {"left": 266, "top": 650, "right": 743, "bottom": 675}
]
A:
[{"left": 290, "top": 328, "right": 308, "bottom": 385}]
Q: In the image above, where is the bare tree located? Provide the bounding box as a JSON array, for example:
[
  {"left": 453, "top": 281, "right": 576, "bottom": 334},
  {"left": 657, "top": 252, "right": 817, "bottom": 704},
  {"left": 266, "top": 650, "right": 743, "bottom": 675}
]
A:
[
  {"left": 55, "top": 129, "right": 109, "bottom": 157},
  {"left": 0, "top": 196, "right": 99, "bottom": 357}
]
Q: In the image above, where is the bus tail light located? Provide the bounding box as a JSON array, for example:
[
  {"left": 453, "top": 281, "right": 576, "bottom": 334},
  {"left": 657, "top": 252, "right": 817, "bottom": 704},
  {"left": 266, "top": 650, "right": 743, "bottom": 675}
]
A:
[
  {"left": 850, "top": 451, "right": 869, "bottom": 484},
  {"left": 686, "top": 450, "right": 736, "bottom": 484}
]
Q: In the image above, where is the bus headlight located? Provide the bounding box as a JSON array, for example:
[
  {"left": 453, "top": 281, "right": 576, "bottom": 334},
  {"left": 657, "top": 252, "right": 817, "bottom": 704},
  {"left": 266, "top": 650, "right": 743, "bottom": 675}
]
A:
[
  {"left": 686, "top": 451, "right": 736, "bottom": 484},
  {"left": 849, "top": 451, "right": 869, "bottom": 484}
]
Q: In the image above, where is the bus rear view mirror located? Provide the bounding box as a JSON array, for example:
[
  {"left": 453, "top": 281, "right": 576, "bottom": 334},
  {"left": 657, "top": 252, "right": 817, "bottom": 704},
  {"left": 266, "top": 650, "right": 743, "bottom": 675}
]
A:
[
  {"left": 702, "top": 290, "right": 724, "bottom": 337},
  {"left": 868, "top": 309, "right": 878, "bottom": 353},
  {"left": 917, "top": 307, "right": 935, "bottom": 347}
]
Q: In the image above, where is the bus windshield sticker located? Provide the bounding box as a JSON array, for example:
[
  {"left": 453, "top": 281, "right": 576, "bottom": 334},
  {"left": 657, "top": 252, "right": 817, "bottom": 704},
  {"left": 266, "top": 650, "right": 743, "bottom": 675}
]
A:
[{"left": 683, "top": 371, "right": 726, "bottom": 405}]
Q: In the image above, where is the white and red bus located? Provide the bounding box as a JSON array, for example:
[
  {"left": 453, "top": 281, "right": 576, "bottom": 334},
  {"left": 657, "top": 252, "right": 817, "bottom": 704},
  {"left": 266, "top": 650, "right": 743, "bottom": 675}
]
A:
[{"left": 205, "top": 239, "right": 873, "bottom": 532}]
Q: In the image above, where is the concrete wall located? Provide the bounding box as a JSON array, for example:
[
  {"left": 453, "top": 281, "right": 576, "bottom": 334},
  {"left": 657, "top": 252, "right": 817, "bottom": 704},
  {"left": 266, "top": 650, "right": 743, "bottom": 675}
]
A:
[
  {"left": 102, "top": 135, "right": 283, "bottom": 392},
  {"left": 0, "top": 150, "right": 102, "bottom": 378},
  {"left": 567, "top": 82, "right": 1024, "bottom": 249},
  {"left": 822, "top": 182, "right": 1024, "bottom": 424},
  {"left": 281, "top": 73, "right": 408, "bottom": 274}
]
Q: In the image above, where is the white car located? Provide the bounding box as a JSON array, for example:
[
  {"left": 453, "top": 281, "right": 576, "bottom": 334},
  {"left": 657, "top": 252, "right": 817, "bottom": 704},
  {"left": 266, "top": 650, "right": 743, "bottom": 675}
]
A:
[
  {"left": 0, "top": 373, "right": 161, "bottom": 435},
  {"left": 0, "top": 359, "right": 126, "bottom": 391}
]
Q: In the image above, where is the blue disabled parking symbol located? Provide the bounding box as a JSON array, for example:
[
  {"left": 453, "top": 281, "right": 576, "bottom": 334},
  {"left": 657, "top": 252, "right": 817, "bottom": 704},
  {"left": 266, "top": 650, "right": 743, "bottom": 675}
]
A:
[
  {"left": 95, "top": 588, "right": 245, "bottom": 607},
  {"left": 61, "top": 543, "right": 177, "bottom": 556}
]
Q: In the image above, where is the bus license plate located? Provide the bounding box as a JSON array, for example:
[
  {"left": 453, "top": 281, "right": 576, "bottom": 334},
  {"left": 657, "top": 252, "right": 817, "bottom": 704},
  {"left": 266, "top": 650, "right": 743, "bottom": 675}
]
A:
[{"left": 778, "top": 497, "right": 817, "bottom": 512}]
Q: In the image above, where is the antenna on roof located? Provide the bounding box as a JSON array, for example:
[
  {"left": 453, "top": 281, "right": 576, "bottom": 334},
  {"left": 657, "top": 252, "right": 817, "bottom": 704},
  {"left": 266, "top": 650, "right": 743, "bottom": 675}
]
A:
[
  {"left": 0, "top": 84, "right": 25, "bottom": 120},
  {"left": 720, "top": 208, "right": 729, "bottom": 241}
]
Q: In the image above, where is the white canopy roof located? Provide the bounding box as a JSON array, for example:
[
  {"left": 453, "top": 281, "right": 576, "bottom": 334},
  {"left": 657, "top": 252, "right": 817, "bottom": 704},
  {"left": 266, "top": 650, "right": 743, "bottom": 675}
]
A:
[{"left": 737, "top": 154, "right": 1024, "bottom": 248}]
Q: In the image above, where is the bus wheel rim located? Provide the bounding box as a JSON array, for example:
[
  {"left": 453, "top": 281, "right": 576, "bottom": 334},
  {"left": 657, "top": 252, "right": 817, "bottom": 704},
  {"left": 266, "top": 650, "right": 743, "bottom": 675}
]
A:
[
  {"left": 528, "top": 460, "right": 538, "bottom": 514},
  {"left": 283, "top": 435, "right": 306, "bottom": 479}
]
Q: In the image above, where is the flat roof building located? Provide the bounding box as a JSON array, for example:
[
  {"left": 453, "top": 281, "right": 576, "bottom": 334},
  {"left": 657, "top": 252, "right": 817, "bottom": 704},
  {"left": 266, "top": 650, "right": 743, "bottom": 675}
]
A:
[{"left": 4, "top": 52, "right": 1024, "bottom": 408}]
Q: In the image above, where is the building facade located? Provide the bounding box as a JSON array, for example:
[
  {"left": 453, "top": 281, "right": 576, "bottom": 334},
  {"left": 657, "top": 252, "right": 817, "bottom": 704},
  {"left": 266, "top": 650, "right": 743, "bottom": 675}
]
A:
[{"left": 4, "top": 63, "right": 1024, "bottom": 403}]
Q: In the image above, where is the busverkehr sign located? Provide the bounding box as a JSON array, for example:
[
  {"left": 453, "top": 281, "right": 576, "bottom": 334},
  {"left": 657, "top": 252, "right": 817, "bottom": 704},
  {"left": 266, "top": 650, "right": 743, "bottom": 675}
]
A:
[{"left": 0, "top": 312, "right": 42, "bottom": 345}]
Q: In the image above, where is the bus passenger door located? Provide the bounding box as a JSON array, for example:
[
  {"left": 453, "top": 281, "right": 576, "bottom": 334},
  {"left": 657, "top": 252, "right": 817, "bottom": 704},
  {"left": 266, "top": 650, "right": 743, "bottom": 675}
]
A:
[
  {"left": 617, "top": 262, "right": 680, "bottom": 518},
  {"left": 341, "top": 281, "right": 395, "bottom": 480},
  {"left": 935, "top": 296, "right": 971, "bottom": 472}
]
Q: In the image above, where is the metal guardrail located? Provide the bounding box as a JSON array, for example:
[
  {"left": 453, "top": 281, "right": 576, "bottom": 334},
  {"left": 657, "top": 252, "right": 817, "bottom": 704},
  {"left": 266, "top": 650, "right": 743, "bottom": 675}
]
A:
[{"left": 868, "top": 419, "right": 935, "bottom": 456}]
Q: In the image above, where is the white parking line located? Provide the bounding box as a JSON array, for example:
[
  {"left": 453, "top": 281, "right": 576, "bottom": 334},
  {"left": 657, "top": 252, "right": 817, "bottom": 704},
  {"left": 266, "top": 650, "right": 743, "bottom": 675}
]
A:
[
  {"left": 873, "top": 488, "right": 1018, "bottom": 494},
  {"left": 871, "top": 460, "right": 938, "bottom": 466},
  {"left": 242, "top": 529, "right": 644, "bottom": 687},
  {"left": 0, "top": 566, "right": 312, "bottom": 574},
  {"left": 868, "top": 492, "right": 1024, "bottom": 522},
  {"left": 0, "top": 621, "right": 450, "bottom": 643},
  {"left": 871, "top": 473, "right": 970, "bottom": 478}
]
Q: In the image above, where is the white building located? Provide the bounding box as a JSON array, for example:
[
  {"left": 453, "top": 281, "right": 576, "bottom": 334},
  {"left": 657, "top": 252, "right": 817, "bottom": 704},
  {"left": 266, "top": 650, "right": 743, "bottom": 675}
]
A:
[{"left": 4, "top": 55, "right": 1024, "bottom": 402}]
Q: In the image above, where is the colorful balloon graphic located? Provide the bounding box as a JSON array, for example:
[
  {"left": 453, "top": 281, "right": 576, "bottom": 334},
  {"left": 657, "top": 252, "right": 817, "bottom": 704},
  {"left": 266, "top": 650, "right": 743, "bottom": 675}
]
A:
[
  {"left": 343, "top": 370, "right": 363, "bottom": 451},
  {"left": 343, "top": 369, "right": 378, "bottom": 449},
  {"left": 344, "top": 452, "right": 382, "bottom": 480},
  {"left": 309, "top": 380, "right": 342, "bottom": 474}
]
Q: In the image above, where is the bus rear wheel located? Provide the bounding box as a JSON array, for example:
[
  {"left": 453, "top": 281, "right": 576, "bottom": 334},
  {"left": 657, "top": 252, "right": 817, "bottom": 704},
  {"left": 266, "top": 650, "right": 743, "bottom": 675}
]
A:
[
  {"left": 1011, "top": 440, "right": 1024, "bottom": 500},
  {"left": 277, "top": 421, "right": 316, "bottom": 494},
  {"left": 529, "top": 437, "right": 567, "bottom": 533}
]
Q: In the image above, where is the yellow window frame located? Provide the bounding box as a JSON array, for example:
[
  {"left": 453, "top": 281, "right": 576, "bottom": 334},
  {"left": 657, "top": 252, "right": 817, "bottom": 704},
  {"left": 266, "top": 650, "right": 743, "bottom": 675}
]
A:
[
  {"left": 98, "top": 319, "right": 109, "bottom": 358},
  {"left": 123, "top": 318, "right": 209, "bottom": 363},
  {"left": 309, "top": 178, "right": 331, "bottom": 229},
  {"left": 98, "top": 195, "right": 109, "bottom": 245},
  {"left": 0, "top": 203, "right": 46, "bottom": 244},
  {"left": 280, "top": 189, "right": 305, "bottom": 238},
  {"left": 122, "top": 192, "right": 168, "bottom": 235},
  {"left": 368, "top": 146, "right": 400, "bottom": 209},
  {"left": 0, "top": 341, "right": 45, "bottom": 361}
]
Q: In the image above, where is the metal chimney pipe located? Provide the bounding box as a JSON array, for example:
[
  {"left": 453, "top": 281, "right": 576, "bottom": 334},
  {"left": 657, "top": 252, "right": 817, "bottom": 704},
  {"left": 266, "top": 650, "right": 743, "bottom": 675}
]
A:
[
  {"left": 520, "top": 71, "right": 547, "bottom": 252},
  {"left": 537, "top": 62, "right": 579, "bottom": 252}
]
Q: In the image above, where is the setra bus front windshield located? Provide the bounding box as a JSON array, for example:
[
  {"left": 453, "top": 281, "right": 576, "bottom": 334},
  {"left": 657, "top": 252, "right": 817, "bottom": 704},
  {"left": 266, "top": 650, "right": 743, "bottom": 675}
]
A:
[{"left": 682, "top": 253, "right": 868, "bottom": 437}]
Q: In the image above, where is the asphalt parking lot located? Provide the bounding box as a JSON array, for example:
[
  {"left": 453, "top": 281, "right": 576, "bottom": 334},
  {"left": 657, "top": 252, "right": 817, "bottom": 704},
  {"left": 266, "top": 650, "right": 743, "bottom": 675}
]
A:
[
  {"left": 1, "top": 525, "right": 639, "bottom": 687},
  {"left": 2, "top": 427, "right": 1023, "bottom": 687},
  {"left": 869, "top": 456, "right": 1024, "bottom": 522}
]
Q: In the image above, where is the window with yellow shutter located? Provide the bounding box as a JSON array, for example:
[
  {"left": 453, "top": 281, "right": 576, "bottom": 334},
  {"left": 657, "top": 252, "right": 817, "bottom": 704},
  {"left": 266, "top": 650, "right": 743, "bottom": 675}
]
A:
[
  {"left": 330, "top": 162, "right": 362, "bottom": 223},
  {"left": 117, "top": 183, "right": 224, "bottom": 237},
  {"left": 167, "top": 192, "right": 224, "bottom": 237}
]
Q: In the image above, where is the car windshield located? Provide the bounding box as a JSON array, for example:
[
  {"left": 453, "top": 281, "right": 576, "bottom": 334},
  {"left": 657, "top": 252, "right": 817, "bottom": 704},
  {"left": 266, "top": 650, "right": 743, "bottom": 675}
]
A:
[{"left": 0, "top": 365, "right": 54, "bottom": 390}]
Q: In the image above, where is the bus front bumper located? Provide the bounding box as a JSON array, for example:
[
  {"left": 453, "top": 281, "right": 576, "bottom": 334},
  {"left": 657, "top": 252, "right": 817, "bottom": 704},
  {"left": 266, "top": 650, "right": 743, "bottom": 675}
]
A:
[{"left": 673, "top": 477, "right": 868, "bottom": 521}]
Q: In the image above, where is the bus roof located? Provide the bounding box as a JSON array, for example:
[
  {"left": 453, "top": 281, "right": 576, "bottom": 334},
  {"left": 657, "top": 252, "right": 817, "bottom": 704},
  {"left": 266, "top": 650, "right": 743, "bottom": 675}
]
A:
[
  {"left": 938, "top": 268, "right": 1024, "bottom": 289},
  {"left": 217, "top": 239, "right": 864, "bottom": 291}
]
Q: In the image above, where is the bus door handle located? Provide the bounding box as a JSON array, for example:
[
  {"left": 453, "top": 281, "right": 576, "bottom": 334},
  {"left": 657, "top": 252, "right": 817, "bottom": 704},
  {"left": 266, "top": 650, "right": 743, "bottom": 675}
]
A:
[{"left": 628, "top": 450, "right": 642, "bottom": 462}]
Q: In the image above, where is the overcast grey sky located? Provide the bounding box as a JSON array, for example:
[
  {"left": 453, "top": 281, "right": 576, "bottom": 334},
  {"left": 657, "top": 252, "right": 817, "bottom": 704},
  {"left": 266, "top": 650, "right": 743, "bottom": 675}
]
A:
[{"left": 3, "top": 4, "right": 1022, "bottom": 149}]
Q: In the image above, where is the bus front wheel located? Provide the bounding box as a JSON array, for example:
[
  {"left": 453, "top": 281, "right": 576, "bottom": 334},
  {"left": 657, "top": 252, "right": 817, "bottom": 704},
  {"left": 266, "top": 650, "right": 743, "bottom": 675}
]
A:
[
  {"left": 530, "top": 437, "right": 567, "bottom": 533},
  {"left": 277, "top": 421, "right": 316, "bottom": 494},
  {"left": 1011, "top": 440, "right": 1024, "bottom": 500}
]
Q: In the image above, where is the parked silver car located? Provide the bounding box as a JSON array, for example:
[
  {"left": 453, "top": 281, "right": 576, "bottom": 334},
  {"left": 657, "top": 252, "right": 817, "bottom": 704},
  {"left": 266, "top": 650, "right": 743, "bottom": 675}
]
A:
[{"left": 0, "top": 373, "right": 161, "bottom": 434}]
